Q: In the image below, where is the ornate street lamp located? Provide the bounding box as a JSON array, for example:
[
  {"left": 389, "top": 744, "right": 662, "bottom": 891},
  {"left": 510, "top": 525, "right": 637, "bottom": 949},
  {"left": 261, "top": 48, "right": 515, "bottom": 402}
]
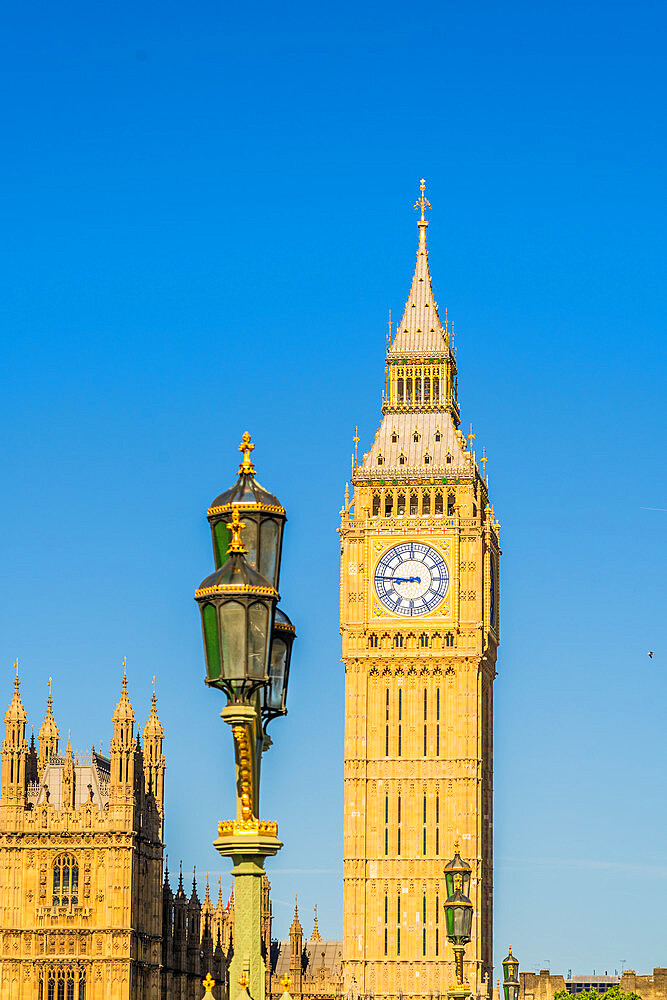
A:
[
  {"left": 195, "top": 433, "right": 296, "bottom": 1000},
  {"left": 444, "top": 843, "right": 474, "bottom": 1000},
  {"left": 503, "top": 947, "right": 520, "bottom": 1000}
]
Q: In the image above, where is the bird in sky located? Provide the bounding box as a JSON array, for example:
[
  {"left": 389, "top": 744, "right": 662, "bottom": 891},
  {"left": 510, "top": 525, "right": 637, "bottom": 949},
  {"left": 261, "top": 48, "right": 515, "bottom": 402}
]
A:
[{"left": 648, "top": 651, "right": 654, "bottom": 658}]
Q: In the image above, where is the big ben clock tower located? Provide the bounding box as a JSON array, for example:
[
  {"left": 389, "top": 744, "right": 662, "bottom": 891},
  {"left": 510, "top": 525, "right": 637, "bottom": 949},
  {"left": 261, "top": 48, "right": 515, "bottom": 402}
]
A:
[{"left": 339, "top": 182, "right": 500, "bottom": 1000}]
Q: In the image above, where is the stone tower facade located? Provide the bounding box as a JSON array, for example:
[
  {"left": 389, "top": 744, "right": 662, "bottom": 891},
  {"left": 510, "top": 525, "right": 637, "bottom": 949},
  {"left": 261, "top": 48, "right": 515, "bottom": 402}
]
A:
[
  {"left": 0, "top": 670, "right": 165, "bottom": 999},
  {"left": 339, "top": 186, "right": 501, "bottom": 1000}
]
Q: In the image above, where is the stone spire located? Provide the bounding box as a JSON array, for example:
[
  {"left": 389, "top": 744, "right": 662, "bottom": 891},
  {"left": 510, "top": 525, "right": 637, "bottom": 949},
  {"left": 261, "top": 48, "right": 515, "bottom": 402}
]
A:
[
  {"left": 109, "top": 663, "right": 137, "bottom": 805},
  {"left": 289, "top": 895, "right": 303, "bottom": 991},
  {"left": 2, "top": 661, "right": 28, "bottom": 804},
  {"left": 143, "top": 676, "right": 165, "bottom": 820},
  {"left": 62, "top": 731, "right": 75, "bottom": 810},
  {"left": 311, "top": 904, "right": 321, "bottom": 942},
  {"left": 38, "top": 676, "right": 59, "bottom": 774}
]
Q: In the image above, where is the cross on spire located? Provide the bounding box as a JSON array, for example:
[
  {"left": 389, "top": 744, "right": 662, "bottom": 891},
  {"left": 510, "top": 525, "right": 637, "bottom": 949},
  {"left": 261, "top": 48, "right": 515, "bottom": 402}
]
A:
[
  {"left": 238, "top": 431, "right": 256, "bottom": 475},
  {"left": 414, "top": 178, "right": 431, "bottom": 222}
]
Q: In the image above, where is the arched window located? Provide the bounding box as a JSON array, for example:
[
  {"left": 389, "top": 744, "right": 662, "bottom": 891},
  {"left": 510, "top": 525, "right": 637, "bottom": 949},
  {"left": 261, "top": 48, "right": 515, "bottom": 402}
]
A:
[
  {"left": 377, "top": 454, "right": 384, "bottom": 466},
  {"left": 410, "top": 493, "right": 418, "bottom": 516},
  {"left": 424, "top": 453, "right": 431, "bottom": 465},
  {"left": 413, "top": 430, "right": 420, "bottom": 443},
  {"left": 406, "top": 378, "right": 413, "bottom": 403},
  {"left": 434, "top": 492, "right": 443, "bottom": 515},
  {"left": 372, "top": 494, "right": 380, "bottom": 517},
  {"left": 422, "top": 493, "right": 431, "bottom": 515},
  {"left": 415, "top": 377, "right": 421, "bottom": 402},
  {"left": 399, "top": 453, "right": 406, "bottom": 466},
  {"left": 385, "top": 494, "right": 393, "bottom": 517},
  {"left": 391, "top": 430, "right": 398, "bottom": 443},
  {"left": 433, "top": 377, "right": 439, "bottom": 402},
  {"left": 424, "top": 377, "right": 431, "bottom": 402},
  {"left": 435, "top": 428, "right": 442, "bottom": 442},
  {"left": 446, "top": 451, "right": 452, "bottom": 464},
  {"left": 397, "top": 493, "right": 406, "bottom": 515},
  {"left": 53, "top": 854, "right": 78, "bottom": 907},
  {"left": 420, "top": 633, "right": 429, "bottom": 648},
  {"left": 447, "top": 493, "right": 456, "bottom": 516},
  {"left": 368, "top": 634, "right": 379, "bottom": 649},
  {"left": 39, "top": 967, "right": 86, "bottom": 1000},
  {"left": 394, "top": 634, "right": 404, "bottom": 649},
  {"left": 445, "top": 633, "right": 454, "bottom": 648},
  {"left": 397, "top": 379, "right": 404, "bottom": 403}
]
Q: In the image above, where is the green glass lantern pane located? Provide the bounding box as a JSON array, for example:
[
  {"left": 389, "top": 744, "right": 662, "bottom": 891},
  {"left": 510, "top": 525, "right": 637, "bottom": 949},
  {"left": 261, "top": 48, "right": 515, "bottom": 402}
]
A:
[
  {"left": 247, "top": 601, "right": 270, "bottom": 679},
  {"left": 445, "top": 905, "right": 455, "bottom": 937},
  {"left": 203, "top": 604, "right": 222, "bottom": 682},
  {"left": 259, "top": 519, "right": 279, "bottom": 585},
  {"left": 220, "top": 601, "right": 246, "bottom": 679},
  {"left": 504, "top": 985, "right": 510, "bottom": 1000},
  {"left": 213, "top": 522, "right": 232, "bottom": 568},
  {"left": 445, "top": 872, "right": 454, "bottom": 897},
  {"left": 267, "top": 636, "right": 288, "bottom": 712}
]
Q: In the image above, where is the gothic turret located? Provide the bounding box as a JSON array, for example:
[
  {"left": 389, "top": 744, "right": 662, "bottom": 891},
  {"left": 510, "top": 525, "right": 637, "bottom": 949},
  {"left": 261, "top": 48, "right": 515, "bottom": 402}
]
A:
[
  {"left": 142, "top": 680, "right": 165, "bottom": 821},
  {"left": 38, "top": 678, "right": 59, "bottom": 777},
  {"left": 187, "top": 870, "right": 202, "bottom": 975},
  {"left": 173, "top": 863, "right": 188, "bottom": 973},
  {"left": 289, "top": 896, "right": 303, "bottom": 992},
  {"left": 62, "top": 732, "right": 76, "bottom": 810},
  {"left": 109, "top": 667, "right": 136, "bottom": 806},
  {"left": 1, "top": 664, "right": 28, "bottom": 805},
  {"left": 162, "top": 861, "right": 174, "bottom": 969}
]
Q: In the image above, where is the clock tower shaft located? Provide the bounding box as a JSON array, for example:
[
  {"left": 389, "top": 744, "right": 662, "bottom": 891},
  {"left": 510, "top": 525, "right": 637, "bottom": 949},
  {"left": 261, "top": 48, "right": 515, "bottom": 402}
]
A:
[{"left": 339, "top": 185, "right": 500, "bottom": 1000}]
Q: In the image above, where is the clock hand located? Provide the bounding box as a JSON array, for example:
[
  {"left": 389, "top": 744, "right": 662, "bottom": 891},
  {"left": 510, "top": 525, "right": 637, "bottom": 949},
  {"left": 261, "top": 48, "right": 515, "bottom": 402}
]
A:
[{"left": 378, "top": 576, "right": 422, "bottom": 584}]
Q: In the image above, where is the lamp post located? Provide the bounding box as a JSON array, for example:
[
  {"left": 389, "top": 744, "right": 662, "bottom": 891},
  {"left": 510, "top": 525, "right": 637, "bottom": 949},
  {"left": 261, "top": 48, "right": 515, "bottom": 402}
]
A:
[
  {"left": 443, "top": 843, "right": 474, "bottom": 1000},
  {"left": 195, "top": 433, "right": 296, "bottom": 1000},
  {"left": 502, "top": 948, "right": 520, "bottom": 1000}
]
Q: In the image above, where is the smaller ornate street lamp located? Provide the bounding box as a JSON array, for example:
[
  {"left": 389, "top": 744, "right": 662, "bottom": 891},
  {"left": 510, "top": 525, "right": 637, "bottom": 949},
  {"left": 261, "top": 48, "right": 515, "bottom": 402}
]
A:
[
  {"left": 502, "top": 947, "right": 520, "bottom": 1000},
  {"left": 262, "top": 609, "right": 296, "bottom": 727},
  {"left": 444, "top": 843, "right": 474, "bottom": 1000}
]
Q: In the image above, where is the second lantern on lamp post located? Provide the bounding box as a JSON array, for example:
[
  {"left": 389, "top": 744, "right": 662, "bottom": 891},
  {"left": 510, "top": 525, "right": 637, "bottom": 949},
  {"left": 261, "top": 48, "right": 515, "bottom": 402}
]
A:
[{"left": 444, "top": 843, "right": 474, "bottom": 1000}]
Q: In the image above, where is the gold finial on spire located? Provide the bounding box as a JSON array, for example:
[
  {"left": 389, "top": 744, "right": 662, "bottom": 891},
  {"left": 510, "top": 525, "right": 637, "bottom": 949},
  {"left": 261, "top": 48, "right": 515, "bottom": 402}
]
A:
[
  {"left": 414, "top": 178, "right": 431, "bottom": 222},
  {"left": 387, "top": 308, "right": 392, "bottom": 349},
  {"left": 13, "top": 658, "right": 19, "bottom": 694},
  {"left": 238, "top": 431, "right": 256, "bottom": 474},
  {"left": 226, "top": 507, "right": 248, "bottom": 555},
  {"left": 281, "top": 974, "right": 292, "bottom": 991},
  {"left": 353, "top": 426, "right": 360, "bottom": 470},
  {"left": 238, "top": 972, "right": 250, "bottom": 989},
  {"left": 467, "top": 423, "right": 475, "bottom": 452},
  {"left": 203, "top": 972, "right": 216, "bottom": 994}
]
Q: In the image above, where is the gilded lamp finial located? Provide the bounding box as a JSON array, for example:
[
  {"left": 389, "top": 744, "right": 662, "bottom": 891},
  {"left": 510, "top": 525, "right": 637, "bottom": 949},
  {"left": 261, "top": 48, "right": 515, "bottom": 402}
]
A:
[
  {"left": 226, "top": 507, "right": 248, "bottom": 555},
  {"left": 238, "top": 431, "right": 256, "bottom": 475},
  {"left": 454, "top": 839, "right": 460, "bottom": 854},
  {"left": 414, "top": 178, "right": 431, "bottom": 223},
  {"left": 202, "top": 972, "right": 216, "bottom": 994}
]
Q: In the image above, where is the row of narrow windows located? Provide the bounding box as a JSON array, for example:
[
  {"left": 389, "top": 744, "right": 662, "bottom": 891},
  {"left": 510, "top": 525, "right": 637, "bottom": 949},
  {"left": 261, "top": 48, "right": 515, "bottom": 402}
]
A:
[
  {"left": 383, "top": 890, "right": 441, "bottom": 957},
  {"left": 368, "top": 632, "right": 455, "bottom": 649},
  {"left": 53, "top": 854, "right": 78, "bottom": 908},
  {"left": 395, "top": 376, "right": 440, "bottom": 404},
  {"left": 390, "top": 430, "right": 444, "bottom": 444},
  {"left": 383, "top": 789, "right": 442, "bottom": 856},
  {"left": 38, "top": 969, "right": 86, "bottom": 1000},
  {"left": 383, "top": 685, "right": 446, "bottom": 757},
  {"left": 371, "top": 492, "right": 457, "bottom": 516}
]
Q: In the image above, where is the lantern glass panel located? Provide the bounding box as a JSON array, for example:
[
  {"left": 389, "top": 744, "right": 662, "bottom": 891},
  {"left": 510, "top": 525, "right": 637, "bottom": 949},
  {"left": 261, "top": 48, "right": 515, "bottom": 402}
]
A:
[
  {"left": 267, "top": 636, "right": 287, "bottom": 712},
  {"left": 259, "top": 519, "right": 279, "bottom": 585},
  {"left": 220, "top": 601, "right": 246, "bottom": 679},
  {"left": 243, "top": 517, "right": 259, "bottom": 569},
  {"left": 504, "top": 985, "right": 520, "bottom": 1000},
  {"left": 202, "top": 604, "right": 221, "bottom": 682},
  {"left": 247, "top": 601, "right": 270, "bottom": 680},
  {"left": 213, "top": 522, "right": 232, "bottom": 569}
]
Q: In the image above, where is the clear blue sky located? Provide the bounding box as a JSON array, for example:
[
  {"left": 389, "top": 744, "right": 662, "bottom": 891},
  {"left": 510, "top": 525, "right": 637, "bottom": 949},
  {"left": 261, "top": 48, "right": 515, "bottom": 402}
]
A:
[{"left": 2, "top": 0, "right": 667, "bottom": 978}]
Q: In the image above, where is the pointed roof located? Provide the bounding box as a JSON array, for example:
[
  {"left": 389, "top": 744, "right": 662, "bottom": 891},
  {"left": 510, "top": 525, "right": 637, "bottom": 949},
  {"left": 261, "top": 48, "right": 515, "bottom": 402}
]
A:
[
  {"left": 189, "top": 867, "right": 200, "bottom": 907},
  {"left": 143, "top": 680, "right": 164, "bottom": 739},
  {"left": 38, "top": 677, "right": 59, "bottom": 745},
  {"left": 113, "top": 663, "right": 135, "bottom": 724},
  {"left": 290, "top": 895, "right": 303, "bottom": 935},
  {"left": 203, "top": 873, "right": 212, "bottom": 908},
  {"left": 175, "top": 861, "right": 187, "bottom": 902},
  {"left": 311, "top": 905, "right": 321, "bottom": 942},
  {"left": 5, "top": 661, "right": 27, "bottom": 725},
  {"left": 388, "top": 179, "right": 449, "bottom": 358}
]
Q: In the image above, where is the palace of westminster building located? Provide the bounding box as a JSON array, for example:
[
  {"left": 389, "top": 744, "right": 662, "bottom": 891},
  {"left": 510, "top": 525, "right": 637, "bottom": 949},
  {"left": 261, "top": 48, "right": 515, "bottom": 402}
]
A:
[{"left": 0, "top": 186, "right": 501, "bottom": 999}]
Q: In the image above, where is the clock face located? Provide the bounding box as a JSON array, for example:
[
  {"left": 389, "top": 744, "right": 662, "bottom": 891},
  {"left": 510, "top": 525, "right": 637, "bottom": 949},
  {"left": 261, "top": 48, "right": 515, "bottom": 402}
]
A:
[{"left": 374, "top": 542, "right": 449, "bottom": 616}]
